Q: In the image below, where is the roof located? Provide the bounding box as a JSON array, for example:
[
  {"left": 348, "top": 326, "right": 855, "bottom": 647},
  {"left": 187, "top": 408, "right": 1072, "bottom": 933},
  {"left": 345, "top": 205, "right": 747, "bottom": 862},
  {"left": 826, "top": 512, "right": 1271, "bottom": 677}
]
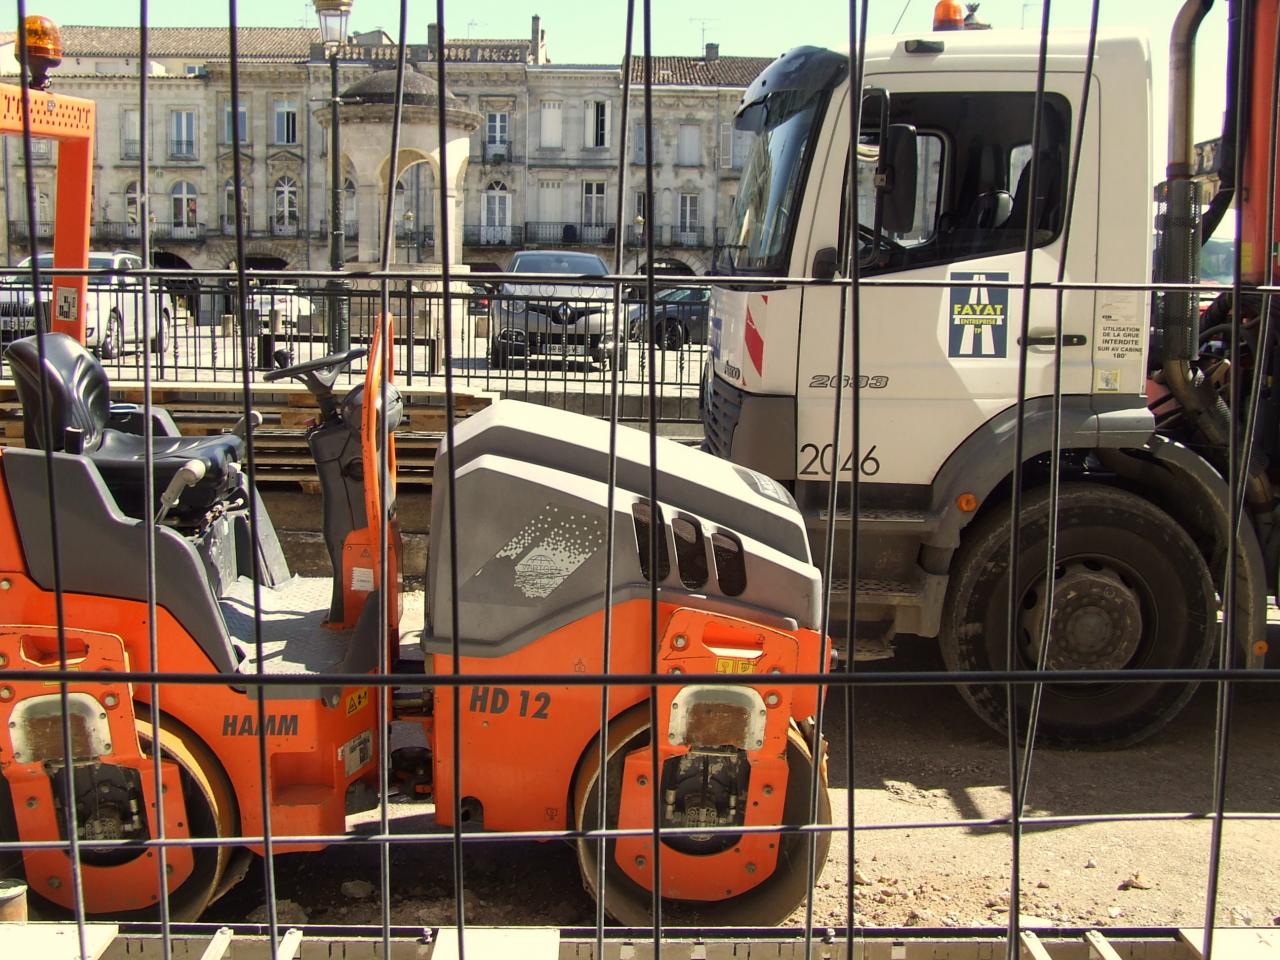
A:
[
  {"left": 627, "top": 55, "right": 775, "bottom": 88},
  {"left": 59, "top": 26, "right": 318, "bottom": 62},
  {"left": 342, "top": 66, "right": 462, "bottom": 108}
]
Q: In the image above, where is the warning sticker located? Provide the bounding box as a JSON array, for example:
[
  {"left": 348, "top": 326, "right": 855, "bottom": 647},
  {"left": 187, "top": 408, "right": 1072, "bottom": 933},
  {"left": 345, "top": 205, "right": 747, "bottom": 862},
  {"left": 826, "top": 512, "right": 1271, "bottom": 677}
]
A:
[
  {"left": 350, "top": 567, "right": 375, "bottom": 592},
  {"left": 55, "top": 287, "right": 78, "bottom": 323},
  {"left": 715, "top": 657, "right": 755, "bottom": 674},
  {"left": 345, "top": 687, "right": 370, "bottom": 716},
  {"left": 1095, "top": 368, "right": 1122, "bottom": 393},
  {"left": 339, "top": 729, "right": 374, "bottom": 777}
]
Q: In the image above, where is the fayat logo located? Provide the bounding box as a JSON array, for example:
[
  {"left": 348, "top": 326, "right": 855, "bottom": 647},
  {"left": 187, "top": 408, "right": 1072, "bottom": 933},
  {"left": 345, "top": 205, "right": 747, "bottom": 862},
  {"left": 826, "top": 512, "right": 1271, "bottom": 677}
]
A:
[
  {"left": 948, "top": 272, "right": 1009, "bottom": 359},
  {"left": 744, "top": 295, "right": 766, "bottom": 376}
]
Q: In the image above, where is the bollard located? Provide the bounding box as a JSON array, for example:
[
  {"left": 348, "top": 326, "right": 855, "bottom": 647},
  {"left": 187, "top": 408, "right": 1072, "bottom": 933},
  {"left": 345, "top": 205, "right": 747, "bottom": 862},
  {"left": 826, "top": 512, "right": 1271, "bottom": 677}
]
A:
[
  {"left": 0, "top": 878, "right": 28, "bottom": 921},
  {"left": 258, "top": 310, "right": 277, "bottom": 371},
  {"left": 220, "top": 313, "right": 235, "bottom": 337}
]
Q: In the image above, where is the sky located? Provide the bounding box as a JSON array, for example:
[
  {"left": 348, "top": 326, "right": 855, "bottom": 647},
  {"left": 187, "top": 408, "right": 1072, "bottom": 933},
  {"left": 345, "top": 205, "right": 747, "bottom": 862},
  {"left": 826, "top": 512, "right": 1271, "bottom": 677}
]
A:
[{"left": 24, "top": 0, "right": 1233, "bottom": 160}]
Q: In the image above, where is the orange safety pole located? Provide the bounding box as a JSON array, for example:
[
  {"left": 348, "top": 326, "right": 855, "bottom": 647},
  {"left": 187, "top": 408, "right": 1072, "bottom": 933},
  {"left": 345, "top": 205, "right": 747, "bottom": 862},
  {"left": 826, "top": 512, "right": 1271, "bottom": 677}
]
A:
[
  {"left": 0, "top": 85, "right": 95, "bottom": 342},
  {"left": 1242, "top": 1, "right": 1278, "bottom": 285}
]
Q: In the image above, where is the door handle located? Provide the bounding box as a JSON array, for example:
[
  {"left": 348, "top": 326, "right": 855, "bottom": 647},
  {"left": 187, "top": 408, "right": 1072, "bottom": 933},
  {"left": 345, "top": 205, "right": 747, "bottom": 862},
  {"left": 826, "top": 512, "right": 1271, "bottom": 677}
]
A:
[{"left": 1020, "top": 332, "right": 1088, "bottom": 347}]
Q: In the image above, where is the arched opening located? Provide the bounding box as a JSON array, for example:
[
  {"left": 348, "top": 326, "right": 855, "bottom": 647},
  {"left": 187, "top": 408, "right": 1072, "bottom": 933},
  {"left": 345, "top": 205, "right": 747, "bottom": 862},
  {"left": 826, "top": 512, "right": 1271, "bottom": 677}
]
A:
[
  {"left": 272, "top": 176, "right": 299, "bottom": 236},
  {"left": 170, "top": 180, "right": 199, "bottom": 239},
  {"left": 242, "top": 255, "right": 289, "bottom": 272},
  {"left": 152, "top": 251, "right": 199, "bottom": 322},
  {"left": 343, "top": 177, "right": 357, "bottom": 242},
  {"left": 481, "top": 179, "right": 511, "bottom": 245}
]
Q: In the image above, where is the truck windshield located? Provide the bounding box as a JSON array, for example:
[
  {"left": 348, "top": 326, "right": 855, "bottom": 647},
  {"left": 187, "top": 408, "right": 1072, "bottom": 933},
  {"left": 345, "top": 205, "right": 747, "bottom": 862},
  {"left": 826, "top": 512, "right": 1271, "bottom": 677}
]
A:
[{"left": 721, "top": 86, "right": 829, "bottom": 275}]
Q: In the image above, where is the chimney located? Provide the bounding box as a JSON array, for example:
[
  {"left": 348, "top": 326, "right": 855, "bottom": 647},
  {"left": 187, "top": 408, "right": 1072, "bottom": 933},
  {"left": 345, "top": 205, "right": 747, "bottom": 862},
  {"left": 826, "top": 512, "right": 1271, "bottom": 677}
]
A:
[
  {"left": 704, "top": 42, "right": 720, "bottom": 62},
  {"left": 427, "top": 22, "right": 438, "bottom": 47},
  {"left": 531, "top": 14, "right": 542, "bottom": 64}
]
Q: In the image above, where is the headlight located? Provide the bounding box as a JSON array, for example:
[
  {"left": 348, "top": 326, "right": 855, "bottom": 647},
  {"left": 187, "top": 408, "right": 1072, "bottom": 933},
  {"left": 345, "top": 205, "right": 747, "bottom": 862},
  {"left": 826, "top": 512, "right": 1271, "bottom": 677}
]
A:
[{"left": 504, "top": 299, "right": 527, "bottom": 314}]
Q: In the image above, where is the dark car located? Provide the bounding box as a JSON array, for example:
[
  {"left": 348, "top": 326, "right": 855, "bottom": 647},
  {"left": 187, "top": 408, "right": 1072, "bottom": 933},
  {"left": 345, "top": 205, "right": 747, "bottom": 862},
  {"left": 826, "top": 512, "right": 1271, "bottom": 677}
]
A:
[{"left": 627, "top": 285, "right": 711, "bottom": 351}]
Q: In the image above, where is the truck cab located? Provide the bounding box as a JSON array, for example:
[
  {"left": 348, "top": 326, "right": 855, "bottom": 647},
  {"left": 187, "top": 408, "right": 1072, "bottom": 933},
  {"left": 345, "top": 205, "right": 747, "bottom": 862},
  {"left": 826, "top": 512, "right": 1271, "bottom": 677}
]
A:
[{"left": 704, "top": 31, "right": 1268, "bottom": 746}]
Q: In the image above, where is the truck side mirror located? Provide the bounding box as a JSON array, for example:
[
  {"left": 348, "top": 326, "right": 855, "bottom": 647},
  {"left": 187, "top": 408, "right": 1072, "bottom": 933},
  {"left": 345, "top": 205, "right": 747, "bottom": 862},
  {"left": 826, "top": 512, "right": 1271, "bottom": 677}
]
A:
[{"left": 881, "top": 123, "right": 918, "bottom": 235}]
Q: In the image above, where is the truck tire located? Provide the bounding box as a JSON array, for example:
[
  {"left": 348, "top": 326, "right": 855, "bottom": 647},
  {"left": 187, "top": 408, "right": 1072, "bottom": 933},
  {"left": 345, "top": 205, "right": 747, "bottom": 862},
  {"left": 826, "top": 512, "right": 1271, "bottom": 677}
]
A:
[{"left": 939, "top": 483, "right": 1215, "bottom": 749}]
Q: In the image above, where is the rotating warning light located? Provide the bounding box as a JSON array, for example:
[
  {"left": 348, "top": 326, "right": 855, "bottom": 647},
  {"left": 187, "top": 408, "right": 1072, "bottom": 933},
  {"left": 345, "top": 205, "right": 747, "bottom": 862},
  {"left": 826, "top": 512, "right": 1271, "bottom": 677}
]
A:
[
  {"left": 933, "top": 0, "right": 966, "bottom": 30},
  {"left": 22, "top": 15, "right": 63, "bottom": 90}
]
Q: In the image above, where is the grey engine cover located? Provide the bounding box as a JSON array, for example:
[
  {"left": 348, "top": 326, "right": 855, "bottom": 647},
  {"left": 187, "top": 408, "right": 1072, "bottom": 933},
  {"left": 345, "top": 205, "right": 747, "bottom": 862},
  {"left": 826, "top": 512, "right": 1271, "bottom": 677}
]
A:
[{"left": 425, "top": 401, "right": 820, "bottom": 657}]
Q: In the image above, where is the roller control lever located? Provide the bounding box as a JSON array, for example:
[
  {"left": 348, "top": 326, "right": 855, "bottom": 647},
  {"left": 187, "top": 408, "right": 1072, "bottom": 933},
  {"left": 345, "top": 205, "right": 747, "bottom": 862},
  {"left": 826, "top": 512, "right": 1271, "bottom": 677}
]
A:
[
  {"left": 155, "top": 459, "right": 207, "bottom": 525},
  {"left": 229, "top": 410, "right": 263, "bottom": 439}
]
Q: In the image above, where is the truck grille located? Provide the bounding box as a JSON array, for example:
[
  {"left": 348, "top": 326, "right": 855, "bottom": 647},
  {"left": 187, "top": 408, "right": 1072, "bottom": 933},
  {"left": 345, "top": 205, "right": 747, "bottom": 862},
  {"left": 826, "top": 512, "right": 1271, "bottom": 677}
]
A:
[{"left": 703, "top": 374, "right": 742, "bottom": 458}]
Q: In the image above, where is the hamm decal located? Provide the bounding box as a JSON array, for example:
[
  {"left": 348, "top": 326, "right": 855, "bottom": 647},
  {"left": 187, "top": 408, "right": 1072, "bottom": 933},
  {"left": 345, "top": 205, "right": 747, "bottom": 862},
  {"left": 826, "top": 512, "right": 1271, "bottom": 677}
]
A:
[{"left": 948, "top": 272, "right": 1008, "bottom": 359}]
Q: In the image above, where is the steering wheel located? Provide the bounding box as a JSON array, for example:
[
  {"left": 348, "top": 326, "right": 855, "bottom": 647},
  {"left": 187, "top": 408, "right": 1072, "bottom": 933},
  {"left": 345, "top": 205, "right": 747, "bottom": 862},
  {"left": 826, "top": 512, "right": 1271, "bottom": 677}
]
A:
[{"left": 263, "top": 347, "right": 367, "bottom": 383}]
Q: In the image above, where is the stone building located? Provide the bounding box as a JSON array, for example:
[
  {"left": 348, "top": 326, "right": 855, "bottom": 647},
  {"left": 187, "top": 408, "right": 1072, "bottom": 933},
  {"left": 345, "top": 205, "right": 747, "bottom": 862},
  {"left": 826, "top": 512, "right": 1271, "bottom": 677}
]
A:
[{"left": 0, "top": 18, "right": 772, "bottom": 276}]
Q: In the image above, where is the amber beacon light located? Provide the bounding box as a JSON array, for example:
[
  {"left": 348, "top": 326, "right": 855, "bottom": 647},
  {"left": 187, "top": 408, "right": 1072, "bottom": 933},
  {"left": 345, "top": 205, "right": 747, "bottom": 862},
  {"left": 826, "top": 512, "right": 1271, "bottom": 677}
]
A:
[
  {"left": 22, "top": 15, "right": 63, "bottom": 90},
  {"left": 933, "top": 0, "right": 966, "bottom": 30}
]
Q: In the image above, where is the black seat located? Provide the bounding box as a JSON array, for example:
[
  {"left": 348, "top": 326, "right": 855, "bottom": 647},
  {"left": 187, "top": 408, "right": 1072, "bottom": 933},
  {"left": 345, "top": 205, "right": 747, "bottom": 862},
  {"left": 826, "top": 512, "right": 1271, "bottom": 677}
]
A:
[{"left": 4, "top": 334, "right": 243, "bottom": 521}]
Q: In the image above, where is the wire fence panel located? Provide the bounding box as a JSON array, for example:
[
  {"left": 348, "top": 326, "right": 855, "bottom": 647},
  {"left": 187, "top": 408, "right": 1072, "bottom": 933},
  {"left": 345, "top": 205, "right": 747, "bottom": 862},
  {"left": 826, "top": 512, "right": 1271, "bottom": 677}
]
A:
[{"left": 0, "top": 2, "right": 1277, "bottom": 960}]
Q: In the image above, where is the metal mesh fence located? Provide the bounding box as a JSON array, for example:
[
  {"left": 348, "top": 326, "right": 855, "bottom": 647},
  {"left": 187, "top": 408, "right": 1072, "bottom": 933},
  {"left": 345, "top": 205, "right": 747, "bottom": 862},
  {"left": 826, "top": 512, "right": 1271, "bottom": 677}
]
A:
[{"left": 0, "top": 2, "right": 1276, "bottom": 959}]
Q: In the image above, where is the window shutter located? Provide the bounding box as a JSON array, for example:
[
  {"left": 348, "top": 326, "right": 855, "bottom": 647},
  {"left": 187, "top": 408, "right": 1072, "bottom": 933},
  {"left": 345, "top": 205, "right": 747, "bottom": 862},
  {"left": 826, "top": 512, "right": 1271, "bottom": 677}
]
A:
[
  {"left": 603, "top": 100, "right": 612, "bottom": 149},
  {"left": 541, "top": 100, "right": 562, "bottom": 149},
  {"left": 720, "top": 122, "right": 732, "bottom": 169},
  {"left": 584, "top": 101, "right": 593, "bottom": 148}
]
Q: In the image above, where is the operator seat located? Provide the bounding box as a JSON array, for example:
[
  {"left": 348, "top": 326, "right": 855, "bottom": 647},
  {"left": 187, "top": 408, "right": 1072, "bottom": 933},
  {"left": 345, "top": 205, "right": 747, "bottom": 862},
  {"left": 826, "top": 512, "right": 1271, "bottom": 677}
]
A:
[{"left": 4, "top": 334, "right": 243, "bottom": 521}]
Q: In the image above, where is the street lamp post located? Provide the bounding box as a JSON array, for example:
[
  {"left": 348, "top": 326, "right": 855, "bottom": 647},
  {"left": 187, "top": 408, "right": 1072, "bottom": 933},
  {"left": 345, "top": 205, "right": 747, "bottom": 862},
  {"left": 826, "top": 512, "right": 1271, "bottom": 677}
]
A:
[{"left": 315, "top": 0, "right": 352, "bottom": 354}]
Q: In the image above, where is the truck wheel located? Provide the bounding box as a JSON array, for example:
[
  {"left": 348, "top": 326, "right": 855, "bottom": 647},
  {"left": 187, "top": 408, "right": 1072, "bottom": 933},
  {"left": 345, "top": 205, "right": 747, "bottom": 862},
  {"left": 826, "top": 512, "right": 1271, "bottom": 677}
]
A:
[
  {"left": 659, "top": 318, "right": 685, "bottom": 351},
  {"left": 939, "top": 483, "right": 1215, "bottom": 748},
  {"left": 573, "top": 704, "right": 830, "bottom": 926}
]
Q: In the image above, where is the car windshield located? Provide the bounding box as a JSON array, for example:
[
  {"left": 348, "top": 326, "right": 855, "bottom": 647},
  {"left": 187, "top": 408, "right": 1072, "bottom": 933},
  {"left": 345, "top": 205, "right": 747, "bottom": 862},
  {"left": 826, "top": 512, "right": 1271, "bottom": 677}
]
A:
[
  {"left": 721, "top": 84, "right": 831, "bottom": 275},
  {"left": 11, "top": 254, "right": 121, "bottom": 285},
  {"left": 509, "top": 252, "right": 608, "bottom": 277}
]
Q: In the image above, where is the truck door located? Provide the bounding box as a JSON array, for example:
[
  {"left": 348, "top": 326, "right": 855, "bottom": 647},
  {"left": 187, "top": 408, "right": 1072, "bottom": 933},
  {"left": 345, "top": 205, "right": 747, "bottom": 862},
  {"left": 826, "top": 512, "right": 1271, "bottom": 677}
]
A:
[{"left": 794, "top": 72, "right": 1100, "bottom": 490}]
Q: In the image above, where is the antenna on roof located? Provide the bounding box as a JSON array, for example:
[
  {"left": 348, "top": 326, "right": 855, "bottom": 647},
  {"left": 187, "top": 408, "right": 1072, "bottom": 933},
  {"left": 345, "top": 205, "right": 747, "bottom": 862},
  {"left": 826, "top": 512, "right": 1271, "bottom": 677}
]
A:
[
  {"left": 466, "top": 19, "right": 486, "bottom": 39},
  {"left": 688, "top": 17, "right": 718, "bottom": 51}
]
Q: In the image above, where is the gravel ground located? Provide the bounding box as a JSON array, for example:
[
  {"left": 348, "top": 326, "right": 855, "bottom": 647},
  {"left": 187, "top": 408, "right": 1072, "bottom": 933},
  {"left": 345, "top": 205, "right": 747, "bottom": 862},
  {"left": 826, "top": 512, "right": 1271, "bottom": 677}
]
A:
[{"left": 206, "top": 632, "right": 1280, "bottom": 932}]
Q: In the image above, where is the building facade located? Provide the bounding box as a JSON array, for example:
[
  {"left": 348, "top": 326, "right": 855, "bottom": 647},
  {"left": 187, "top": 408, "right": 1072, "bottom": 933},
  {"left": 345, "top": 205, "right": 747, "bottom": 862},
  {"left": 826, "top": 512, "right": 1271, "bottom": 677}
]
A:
[{"left": 0, "top": 18, "right": 771, "bottom": 276}]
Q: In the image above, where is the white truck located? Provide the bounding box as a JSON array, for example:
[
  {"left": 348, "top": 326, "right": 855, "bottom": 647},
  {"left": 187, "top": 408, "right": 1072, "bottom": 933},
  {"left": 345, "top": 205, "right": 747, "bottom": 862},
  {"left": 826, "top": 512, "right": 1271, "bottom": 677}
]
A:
[{"left": 704, "top": 11, "right": 1275, "bottom": 747}]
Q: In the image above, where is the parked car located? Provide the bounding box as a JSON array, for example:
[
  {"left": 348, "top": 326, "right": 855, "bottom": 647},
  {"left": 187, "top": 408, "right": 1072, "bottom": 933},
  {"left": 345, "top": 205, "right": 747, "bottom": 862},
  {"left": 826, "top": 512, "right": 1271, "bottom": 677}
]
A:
[
  {"left": 243, "top": 286, "right": 320, "bottom": 328},
  {"left": 627, "top": 285, "right": 711, "bottom": 350},
  {"left": 489, "top": 250, "right": 621, "bottom": 368},
  {"left": 0, "top": 251, "right": 166, "bottom": 358},
  {"left": 466, "top": 282, "right": 493, "bottom": 318}
]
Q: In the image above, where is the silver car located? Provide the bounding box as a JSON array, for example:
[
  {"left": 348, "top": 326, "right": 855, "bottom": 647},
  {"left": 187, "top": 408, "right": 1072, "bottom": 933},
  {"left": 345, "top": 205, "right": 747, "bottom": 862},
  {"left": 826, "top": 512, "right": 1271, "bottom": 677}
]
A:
[
  {"left": 0, "top": 251, "right": 167, "bottom": 359},
  {"left": 489, "top": 250, "right": 622, "bottom": 368}
]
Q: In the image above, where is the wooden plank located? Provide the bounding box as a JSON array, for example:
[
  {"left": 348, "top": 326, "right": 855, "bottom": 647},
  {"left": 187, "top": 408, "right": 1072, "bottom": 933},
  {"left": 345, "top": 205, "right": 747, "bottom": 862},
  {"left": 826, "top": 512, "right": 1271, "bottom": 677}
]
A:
[
  {"left": 1019, "top": 930, "right": 1055, "bottom": 960},
  {"left": 197, "top": 926, "right": 235, "bottom": 960},
  {"left": 1178, "top": 928, "right": 1280, "bottom": 959},
  {"left": 0, "top": 922, "right": 119, "bottom": 959},
  {"left": 1083, "top": 929, "right": 1124, "bottom": 960},
  {"left": 430, "top": 928, "right": 560, "bottom": 960},
  {"left": 275, "top": 927, "right": 304, "bottom": 960}
]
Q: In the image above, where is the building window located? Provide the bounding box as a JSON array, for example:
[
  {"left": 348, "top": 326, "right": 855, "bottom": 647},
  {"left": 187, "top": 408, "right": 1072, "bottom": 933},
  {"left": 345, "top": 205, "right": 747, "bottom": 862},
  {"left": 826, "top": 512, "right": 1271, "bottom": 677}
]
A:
[
  {"left": 273, "top": 98, "right": 298, "bottom": 145},
  {"left": 122, "top": 109, "right": 140, "bottom": 159},
  {"left": 582, "top": 181, "right": 606, "bottom": 226},
  {"left": 124, "top": 181, "right": 141, "bottom": 225},
  {"left": 184, "top": 64, "right": 202, "bottom": 76},
  {"left": 585, "top": 99, "right": 610, "bottom": 148},
  {"left": 634, "top": 190, "right": 647, "bottom": 222},
  {"left": 540, "top": 99, "right": 562, "bottom": 149},
  {"left": 632, "top": 121, "right": 654, "bottom": 164},
  {"left": 169, "top": 110, "right": 195, "bottom": 158},
  {"left": 677, "top": 123, "right": 701, "bottom": 166},
  {"left": 481, "top": 180, "right": 512, "bottom": 245},
  {"left": 486, "top": 111, "right": 508, "bottom": 146},
  {"left": 222, "top": 178, "right": 250, "bottom": 233},
  {"left": 222, "top": 100, "right": 249, "bottom": 144},
  {"left": 273, "top": 176, "right": 298, "bottom": 235},
  {"left": 28, "top": 138, "right": 51, "bottom": 161},
  {"left": 170, "top": 181, "right": 198, "bottom": 236},
  {"left": 678, "top": 192, "right": 700, "bottom": 244},
  {"left": 343, "top": 178, "right": 357, "bottom": 236}
]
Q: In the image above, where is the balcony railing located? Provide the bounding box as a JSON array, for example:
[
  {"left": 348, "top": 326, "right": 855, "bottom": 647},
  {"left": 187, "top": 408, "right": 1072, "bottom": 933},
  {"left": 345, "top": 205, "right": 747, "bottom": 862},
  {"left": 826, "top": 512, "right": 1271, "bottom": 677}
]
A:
[
  {"left": 463, "top": 224, "right": 524, "bottom": 247},
  {"left": 121, "top": 138, "right": 140, "bottom": 159},
  {"left": 523, "top": 222, "right": 617, "bottom": 246},
  {"left": 483, "top": 140, "right": 512, "bottom": 163},
  {"left": 168, "top": 139, "right": 196, "bottom": 159},
  {"left": 154, "top": 222, "right": 205, "bottom": 241},
  {"left": 8, "top": 220, "right": 54, "bottom": 240},
  {"left": 220, "top": 214, "right": 253, "bottom": 235},
  {"left": 672, "top": 226, "right": 705, "bottom": 248},
  {"left": 271, "top": 221, "right": 300, "bottom": 237}
]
